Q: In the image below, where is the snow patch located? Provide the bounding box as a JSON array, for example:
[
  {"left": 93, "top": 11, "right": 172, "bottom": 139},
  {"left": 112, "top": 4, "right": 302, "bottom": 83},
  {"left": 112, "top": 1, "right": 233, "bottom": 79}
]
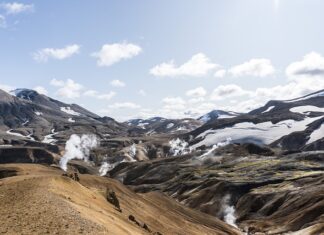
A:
[
  {"left": 198, "top": 138, "right": 232, "bottom": 159},
  {"left": 307, "top": 122, "right": 324, "bottom": 145},
  {"left": 262, "top": 106, "right": 275, "bottom": 113},
  {"left": 68, "top": 118, "right": 75, "bottom": 123},
  {"left": 60, "top": 107, "right": 80, "bottom": 116},
  {"left": 166, "top": 123, "right": 174, "bottom": 129},
  {"left": 290, "top": 105, "right": 324, "bottom": 114},
  {"left": 6, "top": 129, "right": 34, "bottom": 141},
  {"left": 42, "top": 129, "right": 58, "bottom": 144}
]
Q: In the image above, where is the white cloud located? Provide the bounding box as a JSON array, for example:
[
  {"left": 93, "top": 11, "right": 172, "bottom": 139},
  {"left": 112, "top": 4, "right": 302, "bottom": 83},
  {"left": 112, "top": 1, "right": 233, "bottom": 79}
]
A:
[
  {"left": 286, "top": 52, "right": 324, "bottom": 78},
  {"left": 186, "top": 87, "right": 207, "bottom": 98},
  {"left": 274, "top": 0, "right": 280, "bottom": 10},
  {"left": 50, "top": 78, "right": 65, "bottom": 87},
  {"left": 0, "top": 15, "right": 6, "bottom": 28},
  {"left": 33, "top": 44, "right": 80, "bottom": 62},
  {"left": 83, "top": 90, "right": 98, "bottom": 97},
  {"left": 91, "top": 42, "right": 142, "bottom": 67},
  {"left": 33, "top": 86, "right": 48, "bottom": 95},
  {"left": 50, "top": 79, "right": 83, "bottom": 99},
  {"left": 110, "top": 79, "right": 125, "bottom": 87},
  {"left": 188, "top": 97, "right": 205, "bottom": 104},
  {"left": 83, "top": 90, "right": 116, "bottom": 101},
  {"left": 215, "top": 69, "right": 226, "bottom": 78},
  {"left": 219, "top": 76, "right": 324, "bottom": 113},
  {"left": 0, "top": 83, "right": 14, "bottom": 92},
  {"left": 162, "top": 96, "right": 186, "bottom": 111},
  {"left": 1, "top": 2, "right": 34, "bottom": 14},
  {"left": 162, "top": 96, "right": 186, "bottom": 105},
  {"left": 150, "top": 53, "right": 218, "bottom": 77},
  {"left": 138, "top": 89, "right": 146, "bottom": 96},
  {"left": 97, "top": 92, "right": 116, "bottom": 100},
  {"left": 210, "top": 84, "right": 252, "bottom": 100},
  {"left": 229, "top": 58, "right": 275, "bottom": 77},
  {"left": 108, "top": 102, "right": 141, "bottom": 109}
]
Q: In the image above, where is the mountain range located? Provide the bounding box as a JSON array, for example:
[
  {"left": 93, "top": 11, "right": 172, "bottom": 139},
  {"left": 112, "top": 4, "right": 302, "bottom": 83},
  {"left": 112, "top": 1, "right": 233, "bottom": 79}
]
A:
[{"left": 1, "top": 88, "right": 324, "bottom": 234}]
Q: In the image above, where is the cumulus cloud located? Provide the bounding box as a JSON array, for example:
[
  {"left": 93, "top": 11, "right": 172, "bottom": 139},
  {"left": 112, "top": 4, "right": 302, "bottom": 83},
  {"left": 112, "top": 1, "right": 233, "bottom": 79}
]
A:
[
  {"left": 186, "top": 87, "right": 207, "bottom": 98},
  {"left": 138, "top": 89, "right": 146, "bottom": 96},
  {"left": 286, "top": 52, "right": 324, "bottom": 78},
  {"left": 0, "top": 83, "right": 14, "bottom": 92},
  {"left": 83, "top": 90, "right": 116, "bottom": 100},
  {"left": 218, "top": 76, "right": 324, "bottom": 113},
  {"left": 33, "top": 44, "right": 80, "bottom": 62},
  {"left": 215, "top": 69, "right": 226, "bottom": 78},
  {"left": 0, "top": 15, "right": 6, "bottom": 28},
  {"left": 33, "top": 86, "right": 48, "bottom": 95},
  {"left": 50, "top": 79, "right": 83, "bottom": 99},
  {"left": 110, "top": 79, "right": 125, "bottom": 87},
  {"left": 150, "top": 53, "right": 218, "bottom": 77},
  {"left": 91, "top": 42, "right": 142, "bottom": 67},
  {"left": 97, "top": 92, "right": 116, "bottom": 100},
  {"left": 210, "top": 84, "right": 252, "bottom": 100},
  {"left": 108, "top": 102, "right": 141, "bottom": 109},
  {"left": 229, "top": 58, "right": 275, "bottom": 77},
  {"left": 1, "top": 2, "right": 34, "bottom": 14}
]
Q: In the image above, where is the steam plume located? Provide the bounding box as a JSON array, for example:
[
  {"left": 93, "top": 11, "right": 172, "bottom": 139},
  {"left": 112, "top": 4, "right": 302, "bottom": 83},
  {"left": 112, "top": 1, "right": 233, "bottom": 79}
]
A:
[
  {"left": 222, "top": 194, "right": 238, "bottom": 228},
  {"left": 169, "top": 138, "right": 192, "bottom": 156},
  {"left": 59, "top": 134, "right": 98, "bottom": 171}
]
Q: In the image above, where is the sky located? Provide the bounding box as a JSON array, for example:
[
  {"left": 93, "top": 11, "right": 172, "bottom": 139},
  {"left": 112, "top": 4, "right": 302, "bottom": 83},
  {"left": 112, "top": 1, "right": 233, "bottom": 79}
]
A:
[{"left": 1, "top": 0, "right": 324, "bottom": 121}]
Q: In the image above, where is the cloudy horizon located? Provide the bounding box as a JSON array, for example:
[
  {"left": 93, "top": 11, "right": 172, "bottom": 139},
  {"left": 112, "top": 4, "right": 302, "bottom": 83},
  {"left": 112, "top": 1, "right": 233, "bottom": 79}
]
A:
[{"left": 1, "top": 0, "right": 324, "bottom": 121}]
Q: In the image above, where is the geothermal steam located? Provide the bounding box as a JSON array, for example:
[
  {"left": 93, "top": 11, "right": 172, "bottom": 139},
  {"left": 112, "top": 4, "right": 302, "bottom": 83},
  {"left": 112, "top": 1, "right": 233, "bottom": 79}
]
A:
[
  {"left": 222, "top": 194, "right": 238, "bottom": 228},
  {"left": 59, "top": 134, "right": 98, "bottom": 171},
  {"left": 198, "top": 137, "right": 232, "bottom": 159},
  {"left": 99, "top": 162, "right": 115, "bottom": 176},
  {"left": 169, "top": 138, "right": 192, "bottom": 156}
]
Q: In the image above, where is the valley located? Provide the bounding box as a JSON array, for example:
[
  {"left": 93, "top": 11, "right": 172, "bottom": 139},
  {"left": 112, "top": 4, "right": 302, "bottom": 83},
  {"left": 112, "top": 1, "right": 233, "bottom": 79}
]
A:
[{"left": 0, "top": 88, "right": 324, "bottom": 234}]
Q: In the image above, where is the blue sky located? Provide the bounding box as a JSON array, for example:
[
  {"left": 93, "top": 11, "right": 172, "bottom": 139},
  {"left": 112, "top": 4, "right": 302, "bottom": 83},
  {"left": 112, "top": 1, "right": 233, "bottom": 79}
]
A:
[{"left": 1, "top": 0, "right": 324, "bottom": 121}]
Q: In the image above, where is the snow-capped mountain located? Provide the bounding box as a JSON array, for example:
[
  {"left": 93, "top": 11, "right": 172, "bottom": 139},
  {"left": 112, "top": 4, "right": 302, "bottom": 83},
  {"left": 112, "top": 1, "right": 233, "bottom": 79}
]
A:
[
  {"left": 0, "top": 89, "right": 126, "bottom": 145},
  {"left": 189, "top": 90, "right": 324, "bottom": 151},
  {"left": 198, "top": 110, "right": 239, "bottom": 123},
  {"left": 125, "top": 117, "right": 203, "bottom": 135}
]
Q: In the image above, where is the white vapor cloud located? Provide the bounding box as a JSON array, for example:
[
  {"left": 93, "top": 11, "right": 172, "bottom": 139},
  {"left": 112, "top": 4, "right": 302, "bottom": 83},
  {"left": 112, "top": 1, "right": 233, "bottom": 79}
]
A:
[
  {"left": 138, "top": 89, "right": 146, "bottom": 96},
  {"left": 110, "top": 79, "right": 125, "bottom": 87},
  {"left": 286, "top": 52, "right": 324, "bottom": 78},
  {"left": 33, "top": 44, "right": 80, "bottom": 62},
  {"left": 229, "top": 58, "right": 275, "bottom": 77},
  {"left": 0, "top": 83, "right": 14, "bottom": 92},
  {"left": 1, "top": 2, "right": 34, "bottom": 14},
  {"left": 0, "top": 15, "right": 6, "bottom": 28},
  {"left": 186, "top": 87, "right": 207, "bottom": 98},
  {"left": 215, "top": 69, "right": 226, "bottom": 78},
  {"left": 83, "top": 90, "right": 116, "bottom": 100},
  {"left": 59, "top": 134, "right": 98, "bottom": 171},
  {"left": 108, "top": 102, "right": 141, "bottom": 109},
  {"left": 92, "top": 42, "right": 142, "bottom": 67},
  {"left": 150, "top": 53, "right": 218, "bottom": 77},
  {"left": 33, "top": 86, "right": 48, "bottom": 95},
  {"left": 50, "top": 79, "right": 83, "bottom": 99},
  {"left": 210, "top": 84, "right": 252, "bottom": 100}
]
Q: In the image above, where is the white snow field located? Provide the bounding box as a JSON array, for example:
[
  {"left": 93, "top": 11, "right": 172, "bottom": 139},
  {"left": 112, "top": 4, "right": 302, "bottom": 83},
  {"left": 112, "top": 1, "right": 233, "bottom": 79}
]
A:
[
  {"left": 290, "top": 105, "right": 324, "bottom": 114},
  {"left": 193, "top": 116, "right": 323, "bottom": 148},
  {"left": 306, "top": 123, "right": 324, "bottom": 145}
]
